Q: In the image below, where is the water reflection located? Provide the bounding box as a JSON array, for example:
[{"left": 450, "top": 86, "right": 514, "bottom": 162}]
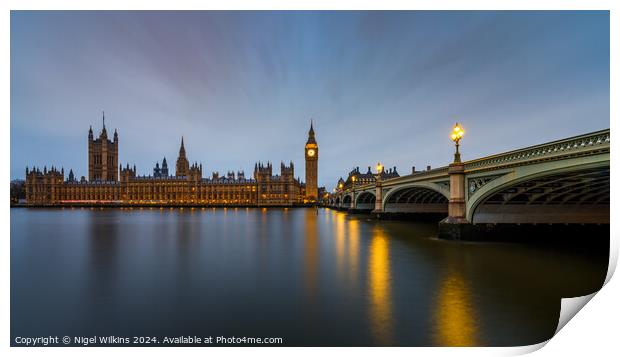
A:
[
  {"left": 87, "top": 210, "right": 119, "bottom": 300},
  {"left": 433, "top": 268, "right": 479, "bottom": 346},
  {"left": 334, "top": 212, "right": 346, "bottom": 279},
  {"left": 304, "top": 209, "right": 319, "bottom": 301},
  {"left": 367, "top": 226, "right": 393, "bottom": 345},
  {"left": 10, "top": 208, "right": 607, "bottom": 346},
  {"left": 347, "top": 218, "right": 360, "bottom": 287}
]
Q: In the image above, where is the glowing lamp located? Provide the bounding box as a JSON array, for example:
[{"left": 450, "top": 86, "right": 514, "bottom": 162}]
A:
[
  {"left": 450, "top": 122, "right": 465, "bottom": 163},
  {"left": 451, "top": 123, "right": 465, "bottom": 143}
]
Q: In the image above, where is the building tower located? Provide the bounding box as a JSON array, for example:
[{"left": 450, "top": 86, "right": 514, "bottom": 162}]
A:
[
  {"left": 305, "top": 120, "right": 318, "bottom": 202},
  {"left": 176, "top": 137, "right": 190, "bottom": 177},
  {"left": 88, "top": 111, "right": 118, "bottom": 181},
  {"left": 161, "top": 157, "right": 169, "bottom": 177},
  {"left": 153, "top": 162, "right": 162, "bottom": 178}
]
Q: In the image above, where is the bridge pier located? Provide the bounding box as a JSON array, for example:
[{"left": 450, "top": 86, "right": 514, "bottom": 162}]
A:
[
  {"left": 438, "top": 160, "right": 473, "bottom": 239},
  {"left": 371, "top": 176, "right": 383, "bottom": 217},
  {"left": 438, "top": 219, "right": 474, "bottom": 240}
]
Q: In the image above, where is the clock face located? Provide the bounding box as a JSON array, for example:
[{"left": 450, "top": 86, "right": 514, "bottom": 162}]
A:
[{"left": 307, "top": 149, "right": 316, "bottom": 157}]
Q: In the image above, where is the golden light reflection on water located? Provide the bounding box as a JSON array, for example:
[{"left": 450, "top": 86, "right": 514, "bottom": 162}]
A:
[
  {"left": 433, "top": 270, "right": 479, "bottom": 346},
  {"left": 331, "top": 211, "right": 361, "bottom": 291},
  {"left": 334, "top": 213, "right": 346, "bottom": 277},
  {"left": 304, "top": 209, "right": 319, "bottom": 300},
  {"left": 348, "top": 219, "right": 360, "bottom": 284},
  {"left": 368, "top": 226, "right": 393, "bottom": 345}
]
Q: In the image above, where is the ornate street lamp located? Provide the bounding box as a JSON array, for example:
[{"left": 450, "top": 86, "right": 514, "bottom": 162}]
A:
[
  {"left": 373, "top": 162, "right": 384, "bottom": 214},
  {"left": 375, "top": 162, "right": 383, "bottom": 184},
  {"left": 450, "top": 123, "right": 465, "bottom": 163},
  {"left": 350, "top": 175, "right": 357, "bottom": 209}
]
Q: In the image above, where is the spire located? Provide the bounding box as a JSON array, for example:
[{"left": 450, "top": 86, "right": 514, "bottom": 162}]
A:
[
  {"left": 179, "top": 136, "right": 186, "bottom": 156},
  {"left": 100, "top": 111, "right": 107, "bottom": 137},
  {"left": 306, "top": 118, "right": 317, "bottom": 145}
]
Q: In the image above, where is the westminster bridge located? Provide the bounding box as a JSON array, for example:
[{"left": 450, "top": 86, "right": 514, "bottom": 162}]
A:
[{"left": 326, "top": 129, "right": 610, "bottom": 239}]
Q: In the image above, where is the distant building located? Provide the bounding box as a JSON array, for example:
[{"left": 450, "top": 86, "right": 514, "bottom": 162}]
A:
[
  {"left": 338, "top": 165, "right": 400, "bottom": 190},
  {"left": 10, "top": 179, "right": 26, "bottom": 204},
  {"left": 24, "top": 115, "right": 316, "bottom": 206}
]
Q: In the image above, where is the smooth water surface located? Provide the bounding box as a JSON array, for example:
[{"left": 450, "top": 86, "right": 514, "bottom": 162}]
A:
[{"left": 11, "top": 207, "right": 607, "bottom": 346}]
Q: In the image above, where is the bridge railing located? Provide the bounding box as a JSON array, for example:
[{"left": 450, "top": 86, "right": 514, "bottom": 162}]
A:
[
  {"left": 463, "top": 129, "right": 609, "bottom": 171},
  {"left": 336, "top": 129, "right": 609, "bottom": 192},
  {"left": 349, "top": 166, "right": 450, "bottom": 191}
]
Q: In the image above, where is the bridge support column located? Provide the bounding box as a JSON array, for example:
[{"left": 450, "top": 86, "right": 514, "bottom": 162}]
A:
[
  {"left": 372, "top": 181, "right": 383, "bottom": 216},
  {"left": 447, "top": 162, "right": 466, "bottom": 219},
  {"left": 349, "top": 191, "right": 356, "bottom": 210},
  {"left": 438, "top": 161, "right": 473, "bottom": 239}
]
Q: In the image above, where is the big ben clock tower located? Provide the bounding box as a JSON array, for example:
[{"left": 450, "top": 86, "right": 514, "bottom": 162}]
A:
[{"left": 305, "top": 120, "right": 318, "bottom": 202}]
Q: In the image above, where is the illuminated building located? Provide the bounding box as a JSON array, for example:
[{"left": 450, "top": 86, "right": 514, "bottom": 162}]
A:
[
  {"left": 304, "top": 120, "right": 319, "bottom": 202},
  {"left": 338, "top": 166, "right": 400, "bottom": 190},
  {"left": 25, "top": 119, "right": 318, "bottom": 206},
  {"left": 88, "top": 112, "right": 118, "bottom": 182}
]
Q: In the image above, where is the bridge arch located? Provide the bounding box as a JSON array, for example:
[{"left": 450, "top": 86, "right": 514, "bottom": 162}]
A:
[
  {"left": 467, "top": 158, "right": 609, "bottom": 224},
  {"left": 342, "top": 194, "right": 352, "bottom": 207},
  {"left": 355, "top": 191, "right": 376, "bottom": 211},
  {"left": 382, "top": 183, "right": 449, "bottom": 214}
]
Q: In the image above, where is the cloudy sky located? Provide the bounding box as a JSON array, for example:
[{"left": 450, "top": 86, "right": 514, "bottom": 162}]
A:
[{"left": 11, "top": 11, "right": 609, "bottom": 187}]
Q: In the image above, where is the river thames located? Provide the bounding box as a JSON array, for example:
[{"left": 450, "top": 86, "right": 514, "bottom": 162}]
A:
[{"left": 10, "top": 207, "right": 607, "bottom": 346}]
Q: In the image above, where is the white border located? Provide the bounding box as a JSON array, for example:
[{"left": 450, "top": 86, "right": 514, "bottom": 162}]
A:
[{"left": 3, "top": 1, "right": 617, "bottom": 356}]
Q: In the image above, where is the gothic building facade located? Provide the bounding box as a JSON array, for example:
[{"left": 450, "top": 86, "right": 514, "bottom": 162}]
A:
[
  {"left": 25, "top": 119, "right": 318, "bottom": 206},
  {"left": 304, "top": 121, "right": 318, "bottom": 201},
  {"left": 88, "top": 112, "right": 118, "bottom": 182}
]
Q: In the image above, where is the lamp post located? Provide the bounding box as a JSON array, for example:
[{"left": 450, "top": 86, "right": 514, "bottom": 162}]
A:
[
  {"left": 373, "top": 162, "right": 384, "bottom": 214},
  {"left": 337, "top": 182, "right": 344, "bottom": 208},
  {"left": 439, "top": 122, "right": 470, "bottom": 239},
  {"left": 350, "top": 175, "right": 356, "bottom": 210},
  {"left": 450, "top": 122, "right": 465, "bottom": 163}
]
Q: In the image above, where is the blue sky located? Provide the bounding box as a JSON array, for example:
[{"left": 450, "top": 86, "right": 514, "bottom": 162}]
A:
[{"left": 11, "top": 11, "right": 609, "bottom": 188}]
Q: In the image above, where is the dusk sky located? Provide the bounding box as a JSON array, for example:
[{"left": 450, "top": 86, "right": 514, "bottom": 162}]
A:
[{"left": 11, "top": 11, "right": 609, "bottom": 188}]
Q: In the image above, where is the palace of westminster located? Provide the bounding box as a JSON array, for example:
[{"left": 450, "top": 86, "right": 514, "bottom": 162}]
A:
[{"left": 24, "top": 114, "right": 320, "bottom": 206}]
